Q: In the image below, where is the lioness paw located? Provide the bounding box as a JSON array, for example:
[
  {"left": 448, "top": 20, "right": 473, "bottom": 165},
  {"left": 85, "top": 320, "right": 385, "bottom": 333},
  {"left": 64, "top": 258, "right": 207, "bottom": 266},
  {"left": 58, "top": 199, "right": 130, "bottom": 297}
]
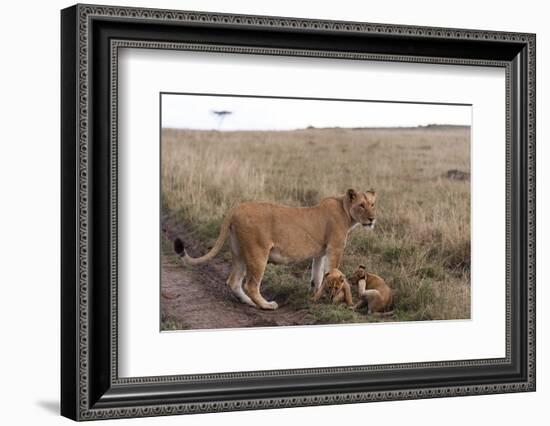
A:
[{"left": 265, "top": 301, "right": 278, "bottom": 310}]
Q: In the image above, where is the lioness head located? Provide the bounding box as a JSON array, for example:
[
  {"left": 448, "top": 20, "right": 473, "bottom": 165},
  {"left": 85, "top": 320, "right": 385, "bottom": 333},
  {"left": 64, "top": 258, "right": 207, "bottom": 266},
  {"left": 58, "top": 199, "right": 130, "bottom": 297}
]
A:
[
  {"left": 323, "top": 269, "right": 346, "bottom": 301},
  {"left": 345, "top": 188, "right": 377, "bottom": 229}
]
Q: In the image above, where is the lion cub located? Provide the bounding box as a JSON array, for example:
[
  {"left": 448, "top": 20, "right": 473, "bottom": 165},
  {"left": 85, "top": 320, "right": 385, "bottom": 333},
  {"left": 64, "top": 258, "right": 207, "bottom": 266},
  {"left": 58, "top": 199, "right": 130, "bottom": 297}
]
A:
[
  {"left": 350, "top": 265, "right": 394, "bottom": 315},
  {"left": 312, "top": 269, "right": 353, "bottom": 306}
]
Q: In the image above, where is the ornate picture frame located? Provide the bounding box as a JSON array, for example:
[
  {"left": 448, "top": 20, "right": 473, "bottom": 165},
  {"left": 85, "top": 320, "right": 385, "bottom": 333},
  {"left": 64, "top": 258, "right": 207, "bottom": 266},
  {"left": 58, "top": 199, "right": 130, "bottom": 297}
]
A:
[{"left": 61, "top": 4, "right": 535, "bottom": 421}]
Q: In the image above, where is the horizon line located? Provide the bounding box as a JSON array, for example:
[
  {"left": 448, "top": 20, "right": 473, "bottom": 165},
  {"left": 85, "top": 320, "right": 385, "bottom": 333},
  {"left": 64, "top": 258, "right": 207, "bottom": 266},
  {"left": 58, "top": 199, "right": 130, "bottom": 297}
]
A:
[{"left": 161, "top": 123, "right": 471, "bottom": 132}]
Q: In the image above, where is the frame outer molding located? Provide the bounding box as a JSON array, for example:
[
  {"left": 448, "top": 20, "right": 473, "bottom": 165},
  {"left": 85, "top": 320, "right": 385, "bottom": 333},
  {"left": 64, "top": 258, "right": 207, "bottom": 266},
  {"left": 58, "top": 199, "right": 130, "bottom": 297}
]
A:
[{"left": 61, "top": 3, "right": 536, "bottom": 421}]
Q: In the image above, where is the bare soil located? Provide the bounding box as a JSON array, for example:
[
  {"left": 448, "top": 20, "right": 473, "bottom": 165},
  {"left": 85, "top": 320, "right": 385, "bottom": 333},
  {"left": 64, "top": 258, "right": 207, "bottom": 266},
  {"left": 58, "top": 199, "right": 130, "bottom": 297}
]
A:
[{"left": 160, "top": 212, "right": 315, "bottom": 330}]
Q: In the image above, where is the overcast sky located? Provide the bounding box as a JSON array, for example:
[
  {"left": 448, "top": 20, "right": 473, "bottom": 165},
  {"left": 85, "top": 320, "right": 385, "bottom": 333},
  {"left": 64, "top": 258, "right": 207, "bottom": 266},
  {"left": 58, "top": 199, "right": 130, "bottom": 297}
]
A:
[{"left": 161, "top": 93, "right": 471, "bottom": 131}]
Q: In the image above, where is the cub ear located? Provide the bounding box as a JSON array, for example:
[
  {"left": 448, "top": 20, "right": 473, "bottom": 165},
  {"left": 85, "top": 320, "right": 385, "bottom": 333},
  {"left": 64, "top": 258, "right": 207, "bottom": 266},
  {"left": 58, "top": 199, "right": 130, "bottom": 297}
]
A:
[
  {"left": 358, "top": 264, "right": 366, "bottom": 269},
  {"left": 347, "top": 188, "right": 357, "bottom": 201},
  {"left": 324, "top": 272, "right": 330, "bottom": 277}
]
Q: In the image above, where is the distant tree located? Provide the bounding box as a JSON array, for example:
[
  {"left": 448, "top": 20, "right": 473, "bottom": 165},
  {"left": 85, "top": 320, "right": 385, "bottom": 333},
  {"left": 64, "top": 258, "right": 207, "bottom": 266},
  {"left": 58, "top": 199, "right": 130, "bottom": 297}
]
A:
[{"left": 211, "top": 110, "right": 233, "bottom": 129}]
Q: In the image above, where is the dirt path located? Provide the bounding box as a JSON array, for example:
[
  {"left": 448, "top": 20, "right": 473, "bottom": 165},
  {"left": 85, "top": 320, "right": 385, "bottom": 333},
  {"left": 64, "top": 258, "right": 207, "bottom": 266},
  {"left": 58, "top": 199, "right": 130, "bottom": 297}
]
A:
[{"left": 160, "top": 212, "right": 314, "bottom": 330}]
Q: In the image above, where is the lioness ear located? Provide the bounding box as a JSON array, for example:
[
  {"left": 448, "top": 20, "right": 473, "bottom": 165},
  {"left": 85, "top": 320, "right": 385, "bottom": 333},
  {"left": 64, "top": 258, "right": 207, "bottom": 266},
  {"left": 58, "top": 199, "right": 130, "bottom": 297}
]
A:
[
  {"left": 324, "top": 272, "right": 330, "bottom": 277},
  {"left": 347, "top": 188, "right": 357, "bottom": 201},
  {"left": 366, "top": 189, "right": 377, "bottom": 201}
]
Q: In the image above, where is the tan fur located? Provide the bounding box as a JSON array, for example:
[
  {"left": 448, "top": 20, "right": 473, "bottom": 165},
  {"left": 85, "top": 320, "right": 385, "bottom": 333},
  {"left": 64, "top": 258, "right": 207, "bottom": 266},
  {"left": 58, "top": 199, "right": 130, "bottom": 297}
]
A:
[
  {"left": 312, "top": 269, "right": 353, "bottom": 306},
  {"left": 350, "top": 265, "right": 394, "bottom": 315},
  {"left": 176, "top": 189, "right": 376, "bottom": 310}
]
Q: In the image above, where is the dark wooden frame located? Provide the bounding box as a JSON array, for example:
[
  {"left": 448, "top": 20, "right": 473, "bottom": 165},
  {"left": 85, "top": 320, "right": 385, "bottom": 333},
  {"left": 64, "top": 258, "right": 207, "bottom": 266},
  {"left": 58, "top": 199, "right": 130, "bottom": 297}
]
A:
[{"left": 61, "top": 3, "right": 536, "bottom": 421}]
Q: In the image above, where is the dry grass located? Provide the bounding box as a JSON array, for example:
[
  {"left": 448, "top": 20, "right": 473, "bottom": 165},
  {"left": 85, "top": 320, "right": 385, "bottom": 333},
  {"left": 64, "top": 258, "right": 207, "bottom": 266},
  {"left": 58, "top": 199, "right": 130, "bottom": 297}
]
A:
[{"left": 161, "top": 125, "right": 471, "bottom": 321}]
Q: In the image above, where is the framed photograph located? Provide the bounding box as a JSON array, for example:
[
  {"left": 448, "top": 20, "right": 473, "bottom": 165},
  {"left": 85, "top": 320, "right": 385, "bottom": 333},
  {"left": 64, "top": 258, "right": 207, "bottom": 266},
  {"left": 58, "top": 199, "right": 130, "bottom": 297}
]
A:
[{"left": 61, "top": 4, "right": 536, "bottom": 421}]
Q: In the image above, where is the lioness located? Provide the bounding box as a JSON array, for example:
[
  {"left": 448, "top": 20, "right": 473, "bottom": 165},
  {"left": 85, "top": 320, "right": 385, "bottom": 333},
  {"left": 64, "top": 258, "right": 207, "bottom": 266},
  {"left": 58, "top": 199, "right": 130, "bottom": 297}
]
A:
[
  {"left": 312, "top": 269, "right": 353, "bottom": 306},
  {"left": 174, "top": 188, "right": 376, "bottom": 310},
  {"left": 350, "top": 265, "right": 394, "bottom": 315}
]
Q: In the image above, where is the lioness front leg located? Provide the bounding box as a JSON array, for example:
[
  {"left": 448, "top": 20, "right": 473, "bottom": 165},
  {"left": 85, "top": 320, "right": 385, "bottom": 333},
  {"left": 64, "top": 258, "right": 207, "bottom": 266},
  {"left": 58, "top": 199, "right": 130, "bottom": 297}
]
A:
[
  {"left": 310, "top": 255, "right": 325, "bottom": 293},
  {"left": 325, "top": 245, "right": 344, "bottom": 270}
]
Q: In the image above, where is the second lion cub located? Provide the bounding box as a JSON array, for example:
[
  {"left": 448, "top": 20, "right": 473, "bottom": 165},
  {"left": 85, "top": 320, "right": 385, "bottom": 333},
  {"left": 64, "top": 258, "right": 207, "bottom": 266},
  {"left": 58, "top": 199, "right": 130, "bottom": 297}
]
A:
[{"left": 350, "top": 265, "right": 394, "bottom": 315}]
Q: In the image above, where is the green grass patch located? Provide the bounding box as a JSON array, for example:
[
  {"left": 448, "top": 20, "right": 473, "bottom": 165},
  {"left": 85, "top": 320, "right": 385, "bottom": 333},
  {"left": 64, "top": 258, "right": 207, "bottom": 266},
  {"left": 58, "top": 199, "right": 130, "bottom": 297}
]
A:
[
  {"left": 309, "top": 304, "right": 363, "bottom": 324},
  {"left": 381, "top": 244, "right": 414, "bottom": 264},
  {"left": 415, "top": 265, "right": 444, "bottom": 280}
]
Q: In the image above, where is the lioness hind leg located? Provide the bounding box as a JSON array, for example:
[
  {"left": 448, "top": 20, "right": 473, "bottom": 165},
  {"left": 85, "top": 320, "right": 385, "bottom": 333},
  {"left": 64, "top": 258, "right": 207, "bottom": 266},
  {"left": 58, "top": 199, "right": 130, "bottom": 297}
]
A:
[
  {"left": 244, "top": 276, "right": 278, "bottom": 310},
  {"left": 243, "top": 257, "right": 278, "bottom": 310},
  {"left": 226, "top": 258, "right": 256, "bottom": 307}
]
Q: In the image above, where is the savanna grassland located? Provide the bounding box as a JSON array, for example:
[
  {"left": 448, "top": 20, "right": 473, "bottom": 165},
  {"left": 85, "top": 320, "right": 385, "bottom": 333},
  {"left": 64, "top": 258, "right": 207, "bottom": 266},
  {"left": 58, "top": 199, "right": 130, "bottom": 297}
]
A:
[{"left": 161, "top": 125, "right": 471, "bottom": 328}]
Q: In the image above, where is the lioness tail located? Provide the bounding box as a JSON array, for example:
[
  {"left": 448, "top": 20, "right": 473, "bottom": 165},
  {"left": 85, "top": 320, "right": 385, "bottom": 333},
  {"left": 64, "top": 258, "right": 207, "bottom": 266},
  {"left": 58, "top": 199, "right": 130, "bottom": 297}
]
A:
[{"left": 173, "top": 210, "right": 233, "bottom": 265}]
